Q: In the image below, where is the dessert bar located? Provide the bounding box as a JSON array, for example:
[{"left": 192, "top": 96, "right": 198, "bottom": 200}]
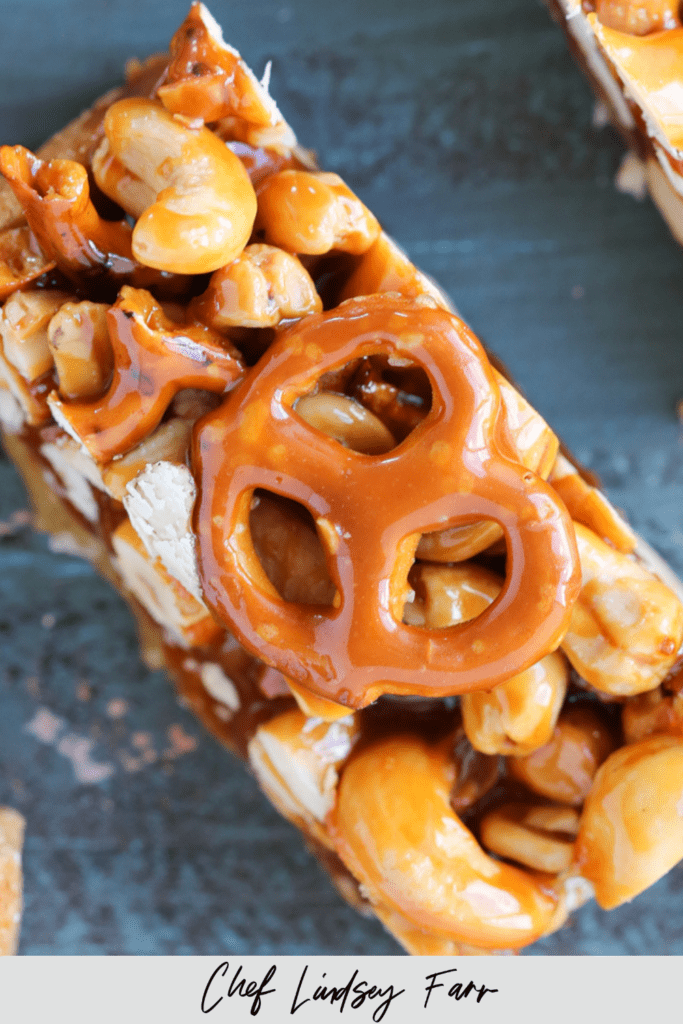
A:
[
  {"left": 2, "top": 3, "right": 683, "bottom": 955},
  {"left": 546, "top": 0, "right": 683, "bottom": 245}
]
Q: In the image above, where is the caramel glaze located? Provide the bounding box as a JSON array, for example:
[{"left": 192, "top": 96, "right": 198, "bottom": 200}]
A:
[
  {"left": 193, "top": 294, "right": 581, "bottom": 709},
  {"left": 156, "top": 1, "right": 277, "bottom": 127},
  {"left": 51, "top": 286, "right": 244, "bottom": 463},
  {"left": 0, "top": 146, "right": 201, "bottom": 306}
]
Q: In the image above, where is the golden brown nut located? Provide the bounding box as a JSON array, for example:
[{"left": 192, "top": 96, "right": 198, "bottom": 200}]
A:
[
  {"left": 562, "top": 523, "right": 683, "bottom": 696},
  {"left": 112, "top": 518, "right": 221, "bottom": 647},
  {"left": 249, "top": 492, "right": 336, "bottom": 606},
  {"left": 47, "top": 301, "right": 113, "bottom": 400},
  {"left": 595, "top": 0, "right": 680, "bottom": 35},
  {"left": 576, "top": 734, "right": 683, "bottom": 908},
  {"left": 508, "top": 704, "right": 617, "bottom": 806},
  {"left": 93, "top": 98, "right": 258, "bottom": 274},
  {"left": 189, "top": 244, "right": 321, "bottom": 330},
  {"left": 402, "top": 560, "right": 502, "bottom": 628},
  {"left": 0, "top": 289, "right": 71, "bottom": 382},
  {"left": 480, "top": 802, "right": 579, "bottom": 874},
  {"left": 328, "top": 733, "right": 559, "bottom": 950},
  {"left": 462, "top": 651, "right": 569, "bottom": 756},
  {"left": 157, "top": 2, "right": 296, "bottom": 150},
  {"left": 255, "top": 170, "right": 380, "bottom": 256},
  {"left": 295, "top": 392, "right": 395, "bottom": 455}
]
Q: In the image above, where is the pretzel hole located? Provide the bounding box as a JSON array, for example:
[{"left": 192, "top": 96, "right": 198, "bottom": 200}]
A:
[
  {"left": 249, "top": 490, "right": 336, "bottom": 605},
  {"left": 345, "top": 355, "right": 431, "bottom": 444}
]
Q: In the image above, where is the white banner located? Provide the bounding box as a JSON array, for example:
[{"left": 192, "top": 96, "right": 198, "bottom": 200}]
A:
[{"left": 0, "top": 955, "right": 676, "bottom": 1023}]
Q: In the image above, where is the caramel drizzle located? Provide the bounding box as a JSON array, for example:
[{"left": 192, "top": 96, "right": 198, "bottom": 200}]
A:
[{"left": 51, "top": 286, "right": 244, "bottom": 462}]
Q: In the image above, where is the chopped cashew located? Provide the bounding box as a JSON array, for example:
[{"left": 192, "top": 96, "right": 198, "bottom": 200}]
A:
[
  {"left": 123, "top": 461, "right": 203, "bottom": 603},
  {"left": 47, "top": 301, "right": 113, "bottom": 400}
]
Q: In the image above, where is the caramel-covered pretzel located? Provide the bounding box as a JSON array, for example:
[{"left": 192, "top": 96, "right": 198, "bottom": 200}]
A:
[
  {"left": 50, "top": 286, "right": 243, "bottom": 462},
  {"left": 194, "top": 294, "right": 581, "bottom": 708},
  {"left": 0, "top": 226, "right": 55, "bottom": 301},
  {"left": 0, "top": 146, "right": 136, "bottom": 282}
]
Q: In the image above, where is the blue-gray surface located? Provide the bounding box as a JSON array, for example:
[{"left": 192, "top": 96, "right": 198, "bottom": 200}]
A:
[{"left": 1, "top": 0, "right": 683, "bottom": 956}]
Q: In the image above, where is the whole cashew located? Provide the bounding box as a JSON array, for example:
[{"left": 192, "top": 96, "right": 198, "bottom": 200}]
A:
[
  {"left": 189, "top": 244, "right": 322, "bottom": 330},
  {"left": 462, "top": 650, "right": 569, "bottom": 757},
  {"left": 255, "top": 170, "right": 380, "bottom": 255},
  {"left": 327, "top": 733, "right": 559, "bottom": 949},
  {"left": 576, "top": 734, "right": 683, "bottom": 908},
  {"left": 93, "top": 98, "right": 257, "bottom": 275}
]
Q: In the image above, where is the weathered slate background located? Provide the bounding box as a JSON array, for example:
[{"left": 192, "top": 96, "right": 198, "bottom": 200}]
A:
[{"left": 1, "top": 0, "right": 683, "bottom": 955}]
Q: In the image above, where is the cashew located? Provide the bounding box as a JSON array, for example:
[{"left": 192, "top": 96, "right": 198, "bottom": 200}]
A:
[
  {"left": 480, "top": 802, "right": 579, "bottom": 874},
  {"left": 123, "top": 461, "right": 203, "bottom": 603},
  {"left": 157, "top": 2, "right": 296, "bottom": 150},
  {"left": 508, "top": 704, "right": 616, "bottom": 806},
  {"left": 402, "top": 561, "right": 502, "bottom": 628},
  {"left": 249, "top": 492, "right": 336, "bottom": 606},
  {"left": 0, "top": 335, "right": 50, "bottom": 426},
  {"left": 450, "top": 729, "right": 502, "bottom": 813},
  {"left": 101, "top": 419, "right": 193, "bottom": 501},
  {"left": 47, "top": 301, "right": 113, "bottom": 400},
  {"left": 576, "top": 734, "right": 683, "bottom": 908},
  {"left": 462, "top": 651, "right": 569, "bottom": 757},
  {"left": 562, "top": 523, "right": 683, "bottom": 696},
  {"left": 1, "top": 289, "right": 71, "bottom": 382},
  {"left": 295, "top": 392, "right": 395, "bottom": 455},
  {"left": 327, "top": 733, "right": 559, "bottom": 949},
  {"left": 93, "top": 98, "right": 258, "bottom": 274},
  {"left": 286, "top": 680, "right": 357, "bottom": 723},
  {"left": 189, "top": 244, "right": 321, "bottom": 330},
  {"left": 595, "top": 0, "right": 680, "bottom": 34},
  {"left": 255, "top": 170, "right": 380, "bottom": 256}
]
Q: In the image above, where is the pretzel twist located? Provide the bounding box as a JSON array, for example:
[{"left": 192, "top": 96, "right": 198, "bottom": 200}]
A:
[
  {"left": 194, "top": 294, "right": 580, "bottom": 708},
  {"left": 50, "top": 286, "right": 244, "bottom": 462}
]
